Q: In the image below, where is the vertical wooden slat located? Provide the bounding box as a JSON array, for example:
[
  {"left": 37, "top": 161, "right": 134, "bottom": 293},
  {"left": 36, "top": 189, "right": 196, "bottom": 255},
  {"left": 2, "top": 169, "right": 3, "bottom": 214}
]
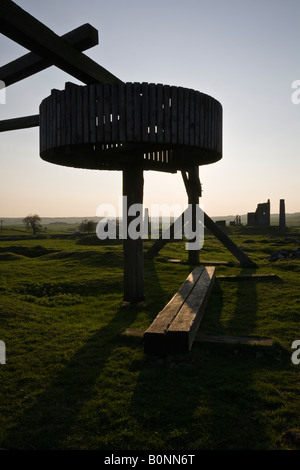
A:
[
  {"left": 194, "top": 91, "right": 200, "bottom": 147},
  {"left": 60, "top": 90, "right": 66, "bottom": 146},
  {"left": 56, "top": 90, "right": 61, "bottom": 147},
  {"left": 204, "top": 94, "right": 209, "bottom": 149},
  {"left": 111, "top": 83, "right": 118, "bottom": 142},
  {"left": 218, "top": 103, "right": 222, "bottom": 153},
  {"left": 209, "top": 96, "right": 213, "bottom": 149},
  {"left": 71, "top": 85, "right": 77, "bottom": 144},
  {"left": 39, "top": 100, "right": 45, "bottom": 153},
  {"left": 156, "top": 83, "right": 164, "bottom": 143},
  {"left": 141, "top": 82, "right": 149, "bottom": 142},
  {"left": 88, "top": 83, "right": 96, "bottom": 143},
  {"left": 133, "top": 82, "right": 141, "bottom": 142},
  {"left": 96, "top": 83, "right": 104, "bottom": 143},
  {"left": 183, "top": 87, "right": 190, "bottom": 146},
  {"left": 47, "top": 94, "right": 51, "bottom": 149},
  {"left": 126, "top": 82, "right": 134, "bottom": 141},
  {"left": 177, "top": 87, "right": 184, "bottom": 145},
  {"left": 50, "top": 90, "right": 57, "bottom": 148},
  {"left": 118, "top": 83, "right": 126, "bottom": 142},
  {"left": 76, "top": 86, "right": 83, "bottom": 144},
  {"left": 82, "top": 86, "right": 89, "bottom": 144},
  {"left": 189, "top": 89, "right": 195, "bottom": 147},
  {"left": 64, "top": 84, "right": 71, "bottom": 145},
  {"left": 199, "top": 92, "right": 205, "bottom": 148},
  {"left": 103, "top": 83, "right": 112, "bottom": 143},
  {"left": 163, "top": 85, "right": 171, "bottom": 144},
  {"left": 149, "top": 83, "right": 156, "bottom": 143},
  {"left": 171, "top": 86, "right": 178, "bottom": 144}
]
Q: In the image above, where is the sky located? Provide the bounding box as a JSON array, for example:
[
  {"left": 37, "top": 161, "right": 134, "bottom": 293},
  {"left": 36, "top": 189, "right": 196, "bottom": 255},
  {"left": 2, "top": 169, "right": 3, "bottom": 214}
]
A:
[{"left": 0, "top": 0, "right": 299, "bottom": 218}]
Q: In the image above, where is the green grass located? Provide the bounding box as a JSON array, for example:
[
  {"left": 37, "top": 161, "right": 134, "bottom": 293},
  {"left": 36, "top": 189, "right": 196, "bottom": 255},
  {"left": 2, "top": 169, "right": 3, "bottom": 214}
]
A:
[{"left": 0, "top": 226, "right": 300, "bottom": 450}]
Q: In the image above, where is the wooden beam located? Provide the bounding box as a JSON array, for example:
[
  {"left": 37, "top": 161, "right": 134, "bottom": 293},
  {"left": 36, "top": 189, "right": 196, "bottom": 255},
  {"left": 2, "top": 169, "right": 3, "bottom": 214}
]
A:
[
  {"left": 0, "top": 114, "right": 39, "bottom": 132},
  {"left": 144, "top": 266, "right": 216, "bottom": 354},
  {"left": 144, "top": 210, "right": 186, "bottom": 259},
  {"left": 0, "top": 24, "right": 99, "bottom": 87},
  {"left": 182, "top": 167, "right": 202, "bottom": 265},
  {"left": 122, "top": 167, "right": 145, "bottom": 304},
  {"left": 0, "top": 0, "right": 123, "bottom": 85},
  {"left": 203, "top": 212, "right": 257, "bottom": 267}
]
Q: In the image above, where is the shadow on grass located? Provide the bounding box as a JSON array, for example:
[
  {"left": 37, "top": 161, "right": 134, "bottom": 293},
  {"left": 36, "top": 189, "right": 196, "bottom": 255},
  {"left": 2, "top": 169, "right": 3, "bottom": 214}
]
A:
[
  {"left": 128, "top": 264, "right": 290, "bottom": 450},
  {"left": 2, "top": 257, "right": 169, "bottom": 450},
  {"left": 2, "top": 304, "right": 140, "bottom": 450}
]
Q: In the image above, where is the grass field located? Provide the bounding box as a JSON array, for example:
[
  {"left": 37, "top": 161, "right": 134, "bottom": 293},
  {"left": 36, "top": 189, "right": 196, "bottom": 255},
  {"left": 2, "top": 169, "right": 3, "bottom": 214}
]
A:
[{"left": 0, "top": 224, "right": 300, "bottom": 450}]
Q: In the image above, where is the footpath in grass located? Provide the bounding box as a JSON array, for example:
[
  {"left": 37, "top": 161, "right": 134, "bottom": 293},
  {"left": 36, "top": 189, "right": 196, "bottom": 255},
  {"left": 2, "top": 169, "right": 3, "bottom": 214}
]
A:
[{"left": 0, "top": 226, "right": 300, "bottom": 450}]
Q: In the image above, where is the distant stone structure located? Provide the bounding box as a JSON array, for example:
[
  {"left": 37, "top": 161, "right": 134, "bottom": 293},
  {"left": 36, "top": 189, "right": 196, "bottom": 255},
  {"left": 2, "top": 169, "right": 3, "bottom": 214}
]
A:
[
  {"left": 216, "top": 220, "right": 226, "bottom": 226},
  {"left": 279, "top": 199, "right": 286, "bottom": 230},
  {"left": 230, "top": 215, "right": 242, "bottom": 226},
  {"left": 247, "top": 199, "right": 270, "bottom": 227}
]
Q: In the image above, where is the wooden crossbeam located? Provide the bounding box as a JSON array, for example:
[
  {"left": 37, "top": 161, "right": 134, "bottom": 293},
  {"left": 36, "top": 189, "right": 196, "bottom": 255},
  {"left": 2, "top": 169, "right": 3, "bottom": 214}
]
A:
[
  {"left": 0, "top": 115, "right": 39, "bottom": 132},
  {"left": 0, "top": 0, "right": 123, "bottom": 85},
  {"left": 0, "top": 24, "right": 99, "bottom": 87}
]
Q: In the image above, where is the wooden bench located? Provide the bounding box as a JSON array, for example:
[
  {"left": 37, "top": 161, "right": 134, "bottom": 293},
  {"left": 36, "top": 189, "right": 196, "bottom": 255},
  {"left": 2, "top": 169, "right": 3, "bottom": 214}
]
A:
[{"left": 143, "top": 266, "right": 215, "bottom": 354}]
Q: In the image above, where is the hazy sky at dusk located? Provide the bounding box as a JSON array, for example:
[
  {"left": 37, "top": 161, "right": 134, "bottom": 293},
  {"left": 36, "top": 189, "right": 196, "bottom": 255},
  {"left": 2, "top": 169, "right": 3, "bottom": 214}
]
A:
[{"left": 1, "top": 0, "right": 299, "bottom": 217}]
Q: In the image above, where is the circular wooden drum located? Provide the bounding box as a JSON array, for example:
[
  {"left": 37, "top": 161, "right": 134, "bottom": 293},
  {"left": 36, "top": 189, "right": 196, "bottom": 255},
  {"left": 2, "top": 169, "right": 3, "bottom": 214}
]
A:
[{"left": 39, "top": 82, "right": 222, "bottom": 172}]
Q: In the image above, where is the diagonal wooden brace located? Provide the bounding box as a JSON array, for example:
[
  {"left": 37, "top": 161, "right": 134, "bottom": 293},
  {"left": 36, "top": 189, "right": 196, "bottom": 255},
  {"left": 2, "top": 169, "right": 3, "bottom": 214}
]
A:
[
  {"left": 0, "top": 23, "right": 99, "bottom": 87},
  {"left": 0, "top": 0, "right": 123, "bottom": 85}
]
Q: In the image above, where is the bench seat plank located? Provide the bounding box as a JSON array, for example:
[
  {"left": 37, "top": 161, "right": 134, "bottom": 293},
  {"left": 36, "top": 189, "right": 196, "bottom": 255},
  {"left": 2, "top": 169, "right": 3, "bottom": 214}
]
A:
[
  {"left": 167, "top": 266, "right": 215, "bottom": 352},
  {"left": 144, "top": 266, "right": 215, "bottom": 354}
]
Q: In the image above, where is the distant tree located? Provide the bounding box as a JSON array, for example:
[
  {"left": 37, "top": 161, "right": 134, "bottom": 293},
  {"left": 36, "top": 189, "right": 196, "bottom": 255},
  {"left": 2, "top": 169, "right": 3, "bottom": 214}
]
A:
[
  {"left": 78, "top": 219, "right": 97, "bottom": 234},
  {"left": 23, "top": 214, "right": 42, "bottom": 235}
]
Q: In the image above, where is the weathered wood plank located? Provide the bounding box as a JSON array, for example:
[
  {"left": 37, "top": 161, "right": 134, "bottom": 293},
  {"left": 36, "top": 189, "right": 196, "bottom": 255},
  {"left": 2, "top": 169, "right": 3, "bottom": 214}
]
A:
[
  {"left": 95, "top": 83, "right": 104, "bottom": 143},
  {"left": 167, "top": 266, "right": 215, "bottom": 352},
  {"left": 177, "top": 87, "right": 184, "bottom": 145},
  {"left": 118, "top": 83, "right": 126, "bottom": 142},
  {"left": 141, "top": 82, "right": 149, "bottom": 143},
  {"left": 82, "top": 86, "right": 89, "bottom": 143},
  {"left": 170, "top": 86, "right": 178, "bottom": 144},
  {"left": 125, "top": 83, "right": 134, "bottom": 141},
  {"left": 163, "top": 84, "right": 171, "bottom": 143},
  {"left": 88, "top": 83, "right": 96, "bottom": 143},
  {"left": 156, "top": 83, "right": 164, "bottom": 143},
  {"left": 0, "top": 114, "right": 39, "bottom": 132},
  {"left": 133, "top": 82, "right": 141, "bottom": 142},
  {"left": 103, "top": 83, "right": 111, "bottom": 143},
  {"left": 148, "top": 83, "right": 156, "bottom": 143},
  {"left": 111, "top": 83, "right": 119, "bottom": 142},
  {"left": 143, "top": 267, "right": 204, "bottom": 354},
  {"left": 0, "top": 23, "right": 99, "bottom": 87}
]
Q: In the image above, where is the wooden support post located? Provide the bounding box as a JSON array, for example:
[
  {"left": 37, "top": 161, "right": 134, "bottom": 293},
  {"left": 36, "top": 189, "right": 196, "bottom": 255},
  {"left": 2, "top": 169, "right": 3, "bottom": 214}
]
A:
[
  {"left": 182, "top": 167, "right": 202, "bottom": 265},
  {"left": 122, "top": 167, "right": 145, "bottom": 304}
]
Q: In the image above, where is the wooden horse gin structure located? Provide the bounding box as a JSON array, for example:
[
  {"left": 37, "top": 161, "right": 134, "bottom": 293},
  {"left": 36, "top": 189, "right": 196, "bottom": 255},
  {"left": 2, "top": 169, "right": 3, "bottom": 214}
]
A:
[{"left": 0, "top": 0, "right": 255, "bottom": 354}]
